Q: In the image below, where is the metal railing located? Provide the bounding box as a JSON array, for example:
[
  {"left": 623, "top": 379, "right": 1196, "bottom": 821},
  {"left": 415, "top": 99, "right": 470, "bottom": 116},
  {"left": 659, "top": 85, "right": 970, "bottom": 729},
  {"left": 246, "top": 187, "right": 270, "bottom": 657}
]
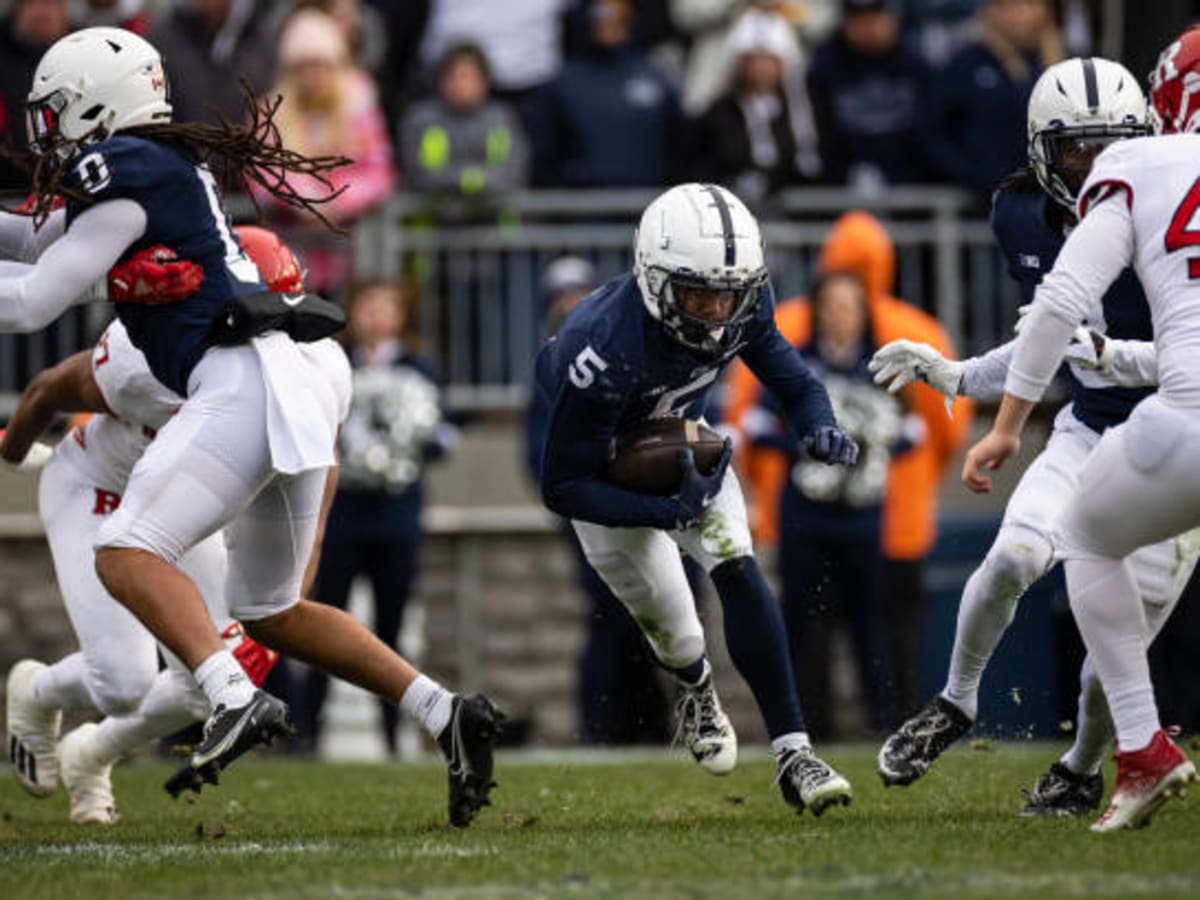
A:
[
  {"left": 0, "top": 187, "right": 1022, "bottom": 412},
  {"left": 350, "top": 188, "right": 1019, "bottom": 411}
]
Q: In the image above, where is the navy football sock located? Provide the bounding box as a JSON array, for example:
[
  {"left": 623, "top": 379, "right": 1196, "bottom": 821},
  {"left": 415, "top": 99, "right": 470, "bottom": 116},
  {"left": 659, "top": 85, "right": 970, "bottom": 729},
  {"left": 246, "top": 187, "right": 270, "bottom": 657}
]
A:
[{"left": 710, "top": 556, "right": 806, "bottom": 738}]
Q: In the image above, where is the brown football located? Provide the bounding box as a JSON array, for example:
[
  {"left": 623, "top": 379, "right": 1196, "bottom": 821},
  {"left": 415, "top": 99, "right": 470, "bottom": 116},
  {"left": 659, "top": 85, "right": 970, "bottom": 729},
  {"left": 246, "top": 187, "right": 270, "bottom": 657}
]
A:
[{"left": 604, "top": 418, "right": 727, "bottom": 496}]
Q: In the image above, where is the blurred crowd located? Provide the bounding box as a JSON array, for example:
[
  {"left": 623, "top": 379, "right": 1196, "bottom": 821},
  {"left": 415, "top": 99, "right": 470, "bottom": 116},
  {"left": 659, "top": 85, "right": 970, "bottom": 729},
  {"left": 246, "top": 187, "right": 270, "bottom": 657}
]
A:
[{"left": 1, "top": 0, "right": 1101, "bottom": 210}]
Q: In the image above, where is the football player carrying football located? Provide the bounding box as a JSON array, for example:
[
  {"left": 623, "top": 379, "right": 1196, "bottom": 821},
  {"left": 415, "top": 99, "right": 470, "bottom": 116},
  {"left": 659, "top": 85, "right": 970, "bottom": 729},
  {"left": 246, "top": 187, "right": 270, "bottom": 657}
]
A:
[
  {"left": 533, "top": 182, "right": 858, "bottom": 816},
  {"left": 872, "top": 57, "right": 1200, "bottom": 821}
]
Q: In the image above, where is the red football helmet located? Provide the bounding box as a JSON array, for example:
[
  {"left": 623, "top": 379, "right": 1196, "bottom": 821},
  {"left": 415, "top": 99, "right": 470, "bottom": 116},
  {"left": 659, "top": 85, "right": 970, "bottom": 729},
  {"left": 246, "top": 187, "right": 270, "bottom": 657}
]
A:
[
  {"left": 233, "top": 225, "right": 304, "bottom": 293},
  {"left": 1150, "top": 25, "right": 1200, "bottom": 134}
]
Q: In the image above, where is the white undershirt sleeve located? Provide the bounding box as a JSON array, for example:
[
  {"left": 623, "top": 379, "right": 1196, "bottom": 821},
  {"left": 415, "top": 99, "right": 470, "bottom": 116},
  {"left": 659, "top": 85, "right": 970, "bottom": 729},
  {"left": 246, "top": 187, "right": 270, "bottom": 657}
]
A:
[
  {"left": 1104, "top": 338, "right": 1158, "bottom": 387},
  {"left": 0, "top": 209, "right": 65, "bottom": 262},
  {"left": 1005, "top": 193, "right": 1135, "bottom": 402},
  {"left": 960, "top": 340, "right": 1016, "bottom": 401},
  {"left": 0, "top": 200, "right": 146, "bottom": 332}
]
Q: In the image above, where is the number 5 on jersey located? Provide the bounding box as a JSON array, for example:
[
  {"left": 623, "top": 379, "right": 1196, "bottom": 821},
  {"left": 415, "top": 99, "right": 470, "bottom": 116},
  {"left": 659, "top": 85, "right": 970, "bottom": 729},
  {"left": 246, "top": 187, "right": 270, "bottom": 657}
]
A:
[{"left": 568, "top": 345, "right": 608, "bottom": 389}]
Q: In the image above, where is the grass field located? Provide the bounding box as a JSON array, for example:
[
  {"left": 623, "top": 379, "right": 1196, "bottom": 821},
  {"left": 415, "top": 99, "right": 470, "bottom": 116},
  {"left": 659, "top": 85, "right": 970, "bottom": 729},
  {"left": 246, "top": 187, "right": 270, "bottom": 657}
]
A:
[{"left": 1, "top": 744, "right": 1198, "bottom": 899}]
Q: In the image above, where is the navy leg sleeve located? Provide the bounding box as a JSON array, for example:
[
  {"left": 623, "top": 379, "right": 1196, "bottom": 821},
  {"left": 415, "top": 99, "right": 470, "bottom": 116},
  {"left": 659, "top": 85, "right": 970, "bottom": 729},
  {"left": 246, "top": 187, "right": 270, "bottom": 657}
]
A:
[{"left": 710, "top": 555, "right": 806, "bottom": 738}]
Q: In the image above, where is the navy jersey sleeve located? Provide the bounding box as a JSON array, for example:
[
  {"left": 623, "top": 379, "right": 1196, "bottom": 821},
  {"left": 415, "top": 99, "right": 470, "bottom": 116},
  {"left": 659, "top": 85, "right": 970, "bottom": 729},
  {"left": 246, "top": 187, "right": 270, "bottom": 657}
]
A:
[
  {"left": 738, "top": 287, "right": 836, "bottom": 439},
  {"left": 989, "top": 189, "right": 1041, "bottom": 304},
  {"left": 536, "top": 334, "right": 682, "bottom": 530}
]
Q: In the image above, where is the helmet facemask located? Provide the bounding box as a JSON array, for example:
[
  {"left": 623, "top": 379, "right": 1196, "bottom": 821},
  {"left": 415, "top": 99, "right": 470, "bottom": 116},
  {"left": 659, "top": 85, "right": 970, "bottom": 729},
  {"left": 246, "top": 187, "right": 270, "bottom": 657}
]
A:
[
  {"left": 1032, "top": 122, "right": 1148, "bottom": 210},
  {"left": 646, "top": 265, "right": 766, "bottom": 356}
]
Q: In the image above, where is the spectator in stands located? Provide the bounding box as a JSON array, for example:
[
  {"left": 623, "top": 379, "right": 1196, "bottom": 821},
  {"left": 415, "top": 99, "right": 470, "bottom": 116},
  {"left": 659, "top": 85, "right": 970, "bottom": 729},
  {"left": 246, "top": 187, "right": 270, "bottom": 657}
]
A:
[
  {"left": 250, "top": 7, "right": 395, "bottom": 294},
  {"left": 150, "top": 0, "right": 278, "bottom": 128},
  {"left": 922, "top": 0, "right": 1061, "bottom": 195},
  {"left": 688, "top": 8, "right": 821, "bottom": 205},
  {"left": 525, "top": 256, "right": 671, "bottom": 745},
  {"left": 901, "top": 0, "right": 979, "bottom": 67},
  {"left": 528, "top": 0, "right": 681, "bottom": 188},
  {"left": 398, "top": 43, "right": 529, "bottom": 212},
  {"left": 420, "top": 0, "right": 567, "bottom": 122},
  {"left": 745, "top": 272, "right": 900, "bottom": 739},
  {"left": 726, "top": 210, "right": 972, "bottom": 721},
  {"left": 0, "top": 0, "right": 72, "bottom": 191},
  {"left": 672, "top": 0, "right": 840, "bottom": 116},
  {"left": 808, "top": 0, "right": 934, "bottom": 189},
  {"left": 70, "top": 0, "right": 152, "bottom": 34},
  {"left": 296, "top": 279, "right": 457, "bottom": 755}
]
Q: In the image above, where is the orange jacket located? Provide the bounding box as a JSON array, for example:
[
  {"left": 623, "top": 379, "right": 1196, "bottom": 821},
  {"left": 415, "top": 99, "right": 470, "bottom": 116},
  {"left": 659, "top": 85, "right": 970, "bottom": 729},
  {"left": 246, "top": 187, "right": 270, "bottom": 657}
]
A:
[{"left": 727, "top": 211, "right": 973, "bottom": 558}]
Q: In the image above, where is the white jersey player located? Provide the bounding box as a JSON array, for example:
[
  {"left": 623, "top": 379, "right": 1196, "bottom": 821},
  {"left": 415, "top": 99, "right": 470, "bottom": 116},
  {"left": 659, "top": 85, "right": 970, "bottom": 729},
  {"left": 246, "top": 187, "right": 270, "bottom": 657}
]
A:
[
  {"left": 963, "top": 28, "right": 1200, "bottom": 832},
  {"left": 869, "top": 58, "right": 1200, "bottom": 819},
  {"left": 6, "top": 317, "right": 300, "bottom": 823}
]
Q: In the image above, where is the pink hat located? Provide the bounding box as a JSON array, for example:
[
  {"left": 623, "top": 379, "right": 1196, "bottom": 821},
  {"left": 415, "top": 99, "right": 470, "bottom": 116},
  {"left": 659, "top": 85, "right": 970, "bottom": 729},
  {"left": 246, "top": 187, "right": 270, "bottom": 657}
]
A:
[{"left": 279, "top": 9, "right": 348, "bottom": 68}]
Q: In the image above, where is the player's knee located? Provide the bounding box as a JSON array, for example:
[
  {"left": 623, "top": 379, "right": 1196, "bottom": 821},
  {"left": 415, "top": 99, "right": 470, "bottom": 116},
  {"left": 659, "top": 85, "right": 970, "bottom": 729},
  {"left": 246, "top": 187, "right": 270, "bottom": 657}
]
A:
[
  {"left": 87, "top": 663, "right": 155, "bottom": 716},
  {"left": 652, "top": 631, "right": 705, "bottom": 670},
  {"left": 985, "top": 528, "right": 1053, "bottom": 596}
]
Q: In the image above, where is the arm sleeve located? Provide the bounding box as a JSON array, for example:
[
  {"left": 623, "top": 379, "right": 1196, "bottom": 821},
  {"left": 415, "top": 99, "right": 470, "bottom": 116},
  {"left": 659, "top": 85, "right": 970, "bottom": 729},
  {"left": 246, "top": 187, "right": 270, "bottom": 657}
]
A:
[
  {"left": 739, "top": 323, "right": 836, "bottom": 438},
  {"left": 0, "top": 200, "right": 146, "bottom": 333},
  {"left": 1005, "top": 194, "right": 1134, "bottom": 401},
  {"left": 539, "top": 371, "right": 682, "bottom": 530},
  {"left": 960, "top": 340, "right": 1016, "bottom": 400},
  {"left": 0, "top": 209, "right": 66, "bottom": 262},
  {"left": 1104, "top": 338, "right": 1158, "bottom": 387}
]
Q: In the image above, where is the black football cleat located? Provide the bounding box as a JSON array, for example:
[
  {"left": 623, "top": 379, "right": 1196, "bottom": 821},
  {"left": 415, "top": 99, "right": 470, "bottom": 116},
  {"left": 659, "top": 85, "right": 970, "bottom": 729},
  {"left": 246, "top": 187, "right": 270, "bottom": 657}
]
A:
[
  {"left": 776, "top": 747, "right": 853, "bottom": 817},
  {"left": 1018, "top": 761, "right": 1104, "bottom": 818},
  {"left": 877, "top": 696, "right": 973, "bottom": 787},
  {"left": 164, "top": 690, "right": 292, "bottom": 798},
  {"left": 437, "top": 694, "right": 505, "bottom": 828}
]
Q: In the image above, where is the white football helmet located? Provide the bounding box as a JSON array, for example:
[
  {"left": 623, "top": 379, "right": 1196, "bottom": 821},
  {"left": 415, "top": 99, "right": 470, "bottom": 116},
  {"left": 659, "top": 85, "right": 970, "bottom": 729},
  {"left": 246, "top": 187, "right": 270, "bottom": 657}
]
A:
[
  {"left": 1027, "top": 57, "right": 1148, "bottom": 211},
  {"left": 26, "top": 26, "right": 172, "bottom": 160},
  {"left": 634, "top": 183, "right": 767, "bottom": 356}
]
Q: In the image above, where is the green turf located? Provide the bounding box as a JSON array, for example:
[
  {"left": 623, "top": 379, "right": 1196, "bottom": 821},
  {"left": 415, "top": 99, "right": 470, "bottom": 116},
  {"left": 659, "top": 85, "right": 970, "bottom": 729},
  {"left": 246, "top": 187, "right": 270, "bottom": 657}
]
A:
[{"left": 1, "top": 745, "right": 1198, "bottom": 899}]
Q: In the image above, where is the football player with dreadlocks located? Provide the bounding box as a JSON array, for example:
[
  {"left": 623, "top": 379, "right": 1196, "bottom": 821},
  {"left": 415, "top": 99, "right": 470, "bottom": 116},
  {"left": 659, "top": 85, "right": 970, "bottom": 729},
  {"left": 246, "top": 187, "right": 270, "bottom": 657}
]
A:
[
  {"left": 871, "top": 56, "right": 1200, "bottom": 824},
  {"left": 0, "top": 27, "right": 501, "bottom": 818}
]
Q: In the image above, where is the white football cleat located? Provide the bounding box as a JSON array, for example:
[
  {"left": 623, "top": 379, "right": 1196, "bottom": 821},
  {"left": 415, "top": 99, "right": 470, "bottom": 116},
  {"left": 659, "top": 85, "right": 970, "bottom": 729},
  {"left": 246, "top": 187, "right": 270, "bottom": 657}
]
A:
[
  {"left": 59, "top": 723, "right": 119, "bottom": 825},
  {"left": 6, "top": 659, "right": 61, "bottom": 797},
  {"left": 673, "top": 674, "right": 737, "bottom": 775},
  {"left": 777, "top": 746, "right": 853, "bottom": 816}
]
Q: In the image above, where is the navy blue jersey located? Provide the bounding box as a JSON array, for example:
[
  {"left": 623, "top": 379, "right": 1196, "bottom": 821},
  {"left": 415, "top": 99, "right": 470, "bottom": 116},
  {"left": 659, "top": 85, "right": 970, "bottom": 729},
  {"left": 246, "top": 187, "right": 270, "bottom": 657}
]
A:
[
  {"left": 990, "top": 184, "right": 1153, "bottom": 432},
  {"left": 533, "top": 273, "right": 835, "bottom": 529},
  {"left": 64, "top": 135, "right": 264, "bottom": 394}
]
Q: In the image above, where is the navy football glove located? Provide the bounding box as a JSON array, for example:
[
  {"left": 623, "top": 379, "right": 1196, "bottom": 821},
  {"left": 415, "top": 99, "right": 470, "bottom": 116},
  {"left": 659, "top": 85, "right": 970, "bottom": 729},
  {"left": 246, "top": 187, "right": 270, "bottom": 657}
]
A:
[
  {"left": 803, "top": 426, "right": 859, "bottom": 466},
  {"left": 675, "top": 438, "right": 733, "bottom": 529}
]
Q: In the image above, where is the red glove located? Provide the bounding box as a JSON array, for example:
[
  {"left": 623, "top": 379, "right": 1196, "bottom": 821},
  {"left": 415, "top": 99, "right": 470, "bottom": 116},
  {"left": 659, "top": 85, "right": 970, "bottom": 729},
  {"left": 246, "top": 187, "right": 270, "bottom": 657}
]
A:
[
  {"left": 13, "top": 193, "right": 64, "bottom": 214},
  {"left": 220, "top": 621, "right": 280, "bottom": 687},
  {"left": 107, "top": 244, "right": 203, "bottom": 304}
]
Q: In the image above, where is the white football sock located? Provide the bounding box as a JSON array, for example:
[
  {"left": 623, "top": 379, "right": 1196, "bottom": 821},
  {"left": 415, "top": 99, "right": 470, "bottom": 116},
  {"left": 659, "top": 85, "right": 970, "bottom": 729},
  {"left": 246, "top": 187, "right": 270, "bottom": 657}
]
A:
[
  {"left": 33, "top": 653, "right": 94, "bottom": 712},
  {"left": 771, "top": 732, "right": 811, "bottom": 758},
  {"left": 1059, "top": 655, "right": 1111, "bottom": 775},
  {"left": 399, "top": 674, "right": 454, "bottom": 739},
  {"left": 1065, "top": 557, "right": 1159, "bottom": 753},
  {"left": 942, "top": 528, "right": 1050, "bottom": 720},
  {"left": 193, "top": 650, "right": 255, "bottom": 712},
  {"left": 93, "top": 669, "right": 208, "bottom": 765}
]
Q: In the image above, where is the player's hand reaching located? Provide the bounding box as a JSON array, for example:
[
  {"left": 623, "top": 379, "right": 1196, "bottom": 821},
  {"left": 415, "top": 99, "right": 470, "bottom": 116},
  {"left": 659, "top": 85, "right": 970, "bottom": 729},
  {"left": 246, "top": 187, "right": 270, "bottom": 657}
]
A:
[
  {"left": 803, "top": 425, "right": 859, "bottom": 466},
  {"left": 869, "top": 339, "right": 964, "bottom": 399},
  {"left": 675, "top": 438, "right": 733, "bottom": 529},
  {"left": 962, "top": 429, "right": 1021, "bottom": 493},
  {"left": 108, "top": 244, "right": 204, "bottom": 304}
]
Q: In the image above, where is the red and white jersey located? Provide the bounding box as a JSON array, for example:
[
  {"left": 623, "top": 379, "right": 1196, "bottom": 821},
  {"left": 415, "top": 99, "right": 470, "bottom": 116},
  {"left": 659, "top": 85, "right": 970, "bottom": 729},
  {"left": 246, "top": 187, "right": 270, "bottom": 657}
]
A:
[
  {"left": 53, "top": 319, "right": 181, "bottom": 492},
  {"left": 1078, "top": 134, "right": 1200, "bottom": 409}
]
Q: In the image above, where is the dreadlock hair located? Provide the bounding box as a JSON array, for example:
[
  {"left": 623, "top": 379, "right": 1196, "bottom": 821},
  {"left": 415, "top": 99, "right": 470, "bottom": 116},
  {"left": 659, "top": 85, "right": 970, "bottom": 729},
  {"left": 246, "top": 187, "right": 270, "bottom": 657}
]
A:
[{"left": 6, "top": 82, "right": 352, "bottom": 231}]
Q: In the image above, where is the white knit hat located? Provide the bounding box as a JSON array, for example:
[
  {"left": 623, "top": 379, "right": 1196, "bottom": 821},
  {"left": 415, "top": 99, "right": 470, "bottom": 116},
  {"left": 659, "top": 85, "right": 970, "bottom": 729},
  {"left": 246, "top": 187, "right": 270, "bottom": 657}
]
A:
[{"left": 726, "top": 9, "right": 801, "bottom": 70}]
